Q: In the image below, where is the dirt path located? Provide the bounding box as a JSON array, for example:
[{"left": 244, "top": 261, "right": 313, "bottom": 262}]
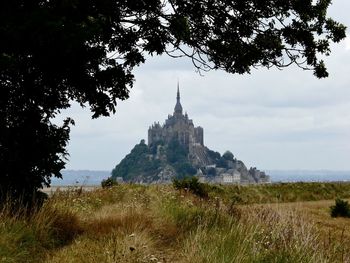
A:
[{"left": 44, "top": 189, "right": 183, "bottom": 263}]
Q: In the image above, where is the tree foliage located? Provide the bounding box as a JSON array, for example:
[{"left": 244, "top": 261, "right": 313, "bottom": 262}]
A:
[
  {"left": 111, "top": 139, "right": 196, "bottom": 181},
  {"left": 172, "top": 176, "right": 209, "bottom": 198},
  {"left": 0, "top": 0, "right": 346, "bottom": 202},
  {"left": 330, "top": 198, "right": 350, "bottom": 218},
  {"left": 101, "top": 177, "right": 118, "bottom": 188},
  {"left": 216, "top": 157, "right": 229, "bottom": 169},
  {"left": 173, "top": 162, "right": 197, "bottom": 179},
  {"left": 166, "top": 138, "right": 188, "bottom": 164},
  {"left": 111, "top": 140, "right": 161, "bottom": 181},
  {"left": 207, "top": 149, "right": 222, "bottom": 163},
  {"left": 165, "top": 139, "right": 196, "bottom": 178},
  {"left": 223, "top": 151, "right": 234, "bottom": 161}
]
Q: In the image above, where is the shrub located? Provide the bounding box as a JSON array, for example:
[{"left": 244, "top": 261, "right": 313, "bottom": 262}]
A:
[
  {"left": 172, "top": 177, "right": 208, "bottom": 198},
  {"left": 174, "top": 162, "right": 197, "bottom": 178},
  {"left": 101, "top": 177, "right": 118, "bottom": 188},
  {"left": 216, "top": 157, "right": 228, "bottom": 168},
  {"left": 223, "top": 151, "right": 234, "bottom": 161},
  {"left": 330, "top": 198, "right": 350, "bottom": 218}
]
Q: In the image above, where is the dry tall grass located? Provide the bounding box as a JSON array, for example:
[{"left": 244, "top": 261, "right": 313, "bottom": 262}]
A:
[{"left": 1, "top": 184, "right": 349, "bottom": 263}]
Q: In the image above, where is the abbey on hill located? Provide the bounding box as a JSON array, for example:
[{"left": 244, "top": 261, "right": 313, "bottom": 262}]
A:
[
  {"left": 148, "top": 86, "right": 203, "bottom": 150},
  {"left": 112, "top": 85, "right": 269, "bottom": 184}
]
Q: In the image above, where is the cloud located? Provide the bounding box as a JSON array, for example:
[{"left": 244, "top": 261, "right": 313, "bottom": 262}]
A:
[
  {"left": 345, "top": 36, "right": 350, "bottom": 51},
  {"left": 58, "top": 1, "right": 350, "bottom": 171}
]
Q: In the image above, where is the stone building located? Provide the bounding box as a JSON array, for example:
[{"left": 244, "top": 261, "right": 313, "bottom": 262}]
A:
[
  {"left": 148, "top": 85, "right": 204, "bottom": 150},
  {"left": 144, "top": 84, "right": 270, "bottom": 184}
]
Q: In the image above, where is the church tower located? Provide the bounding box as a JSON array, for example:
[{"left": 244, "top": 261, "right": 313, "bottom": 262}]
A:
[
  {"left": 148, "top": 83, "right": 204, "bottom": 149},
  {"left": 174, "top": 83, "right": 183, "bottom": 117}
]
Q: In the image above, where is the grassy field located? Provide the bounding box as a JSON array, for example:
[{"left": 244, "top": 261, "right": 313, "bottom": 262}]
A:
[{"left": 1, "top": 182, "right": 350, "bottom": 263}]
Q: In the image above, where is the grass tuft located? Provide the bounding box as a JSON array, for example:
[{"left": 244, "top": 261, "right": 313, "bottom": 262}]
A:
[{"left": 1, "top": 183, "right": 350, "bottom": 262}]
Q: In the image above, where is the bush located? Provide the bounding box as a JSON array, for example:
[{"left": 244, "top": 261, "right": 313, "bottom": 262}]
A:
[
  {"left": 223, "top": 151, "right": 234, "bottom": 161},
  {"left": 172, "top": 177, "right": 209, "bottom": 198},
  {"left": 166, "top": 139, "right": 188, "bottom": 164},
  {"left": 174, "top": 162, "right": 197, "bottom": 178},
  {"left": 101, "top": 177, "right": 118, "bottom": 188},
  {"left": 216, "top": 157, "right": 228, "bottom": 168},
  {"left": 330, "top": 198, "right": 350, "bottom": 218}
]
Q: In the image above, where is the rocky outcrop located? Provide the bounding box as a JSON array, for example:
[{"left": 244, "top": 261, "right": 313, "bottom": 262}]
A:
[
  {"left": 112, "top": 86, "right": 270, "bottom": 184},
  {"left": 197, "top": 157, "right": 270, "bottom": 184}
]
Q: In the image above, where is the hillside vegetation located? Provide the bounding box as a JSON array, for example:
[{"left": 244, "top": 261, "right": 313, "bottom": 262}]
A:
[
  {"left": 111, "top": 139, "right": 269, "bottom": 184},
  {"left": 1, "top": 182, "right": 350, "bottom": 263},
  {"left": 111, "top": 139, "right": 198, "bottom": 182}
]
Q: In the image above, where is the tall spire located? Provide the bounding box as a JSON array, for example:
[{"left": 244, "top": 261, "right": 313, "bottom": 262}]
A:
[
  {"left": 174, "top": 81, "right": 183, "bottom": 115},
  {"left": 177, "top": 81, "right": 180, "bottom": 102}
]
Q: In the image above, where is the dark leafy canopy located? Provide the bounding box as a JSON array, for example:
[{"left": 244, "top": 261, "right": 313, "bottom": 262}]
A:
[
  {"left": 111, "top": 140, "right": 162, "bottom": 181},
  {"left": 223, "top": 151, "right": 234, "bottom": 161},
  {"left": 0, "top": 0, "right": 346, "bottom": 202},
  {"left": 111, "top": 139, "right": 196, "bottom": 181}
]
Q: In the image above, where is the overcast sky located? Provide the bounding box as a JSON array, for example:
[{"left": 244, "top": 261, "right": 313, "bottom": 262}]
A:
[{"left": 58, "top": 1, "right": 350, "bottom": 172}]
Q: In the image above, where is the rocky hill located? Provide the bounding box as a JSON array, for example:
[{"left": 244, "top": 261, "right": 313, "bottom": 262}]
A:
[
  {"left": 111, "top": 139, "right": 269, "bottom": 184},
  {"left": 112, "top": 86, "right": 269, "bottom": 184}
]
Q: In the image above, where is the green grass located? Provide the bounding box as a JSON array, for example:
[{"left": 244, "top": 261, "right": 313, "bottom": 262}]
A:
[
  {"left": 1, "top": 182, "right": 350, "bottom": 262},
  {"left": 207, "top": 182, "right": 350, "bottom": 204},
  {"left": 0, "top": 200, "right": 81, "bottom": 263}
]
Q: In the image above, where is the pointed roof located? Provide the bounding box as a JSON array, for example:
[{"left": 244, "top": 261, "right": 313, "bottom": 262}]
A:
[{"left": 174, "top": 82, "right": 183, "bottom": 115}]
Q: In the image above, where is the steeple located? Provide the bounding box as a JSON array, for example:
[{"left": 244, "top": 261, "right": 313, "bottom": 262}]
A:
[
  {"left": 174, "top": 82, "right": 183, "bottom": 115},
  {"left": 177, "top": 82, "right": 180, "bottom": 101}
]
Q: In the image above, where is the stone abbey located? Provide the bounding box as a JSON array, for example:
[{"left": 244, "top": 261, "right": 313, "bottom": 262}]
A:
[
  {"left": 148, "top": 85, "right": 204, "bottom": 150},
  {"left": 112, "top": 83, "right": 270, "bottom": 184}
]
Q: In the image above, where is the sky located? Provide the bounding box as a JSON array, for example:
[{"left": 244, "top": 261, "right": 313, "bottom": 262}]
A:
[{"left": 58, "top": 1, "right": 350, "bottom": 172}]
